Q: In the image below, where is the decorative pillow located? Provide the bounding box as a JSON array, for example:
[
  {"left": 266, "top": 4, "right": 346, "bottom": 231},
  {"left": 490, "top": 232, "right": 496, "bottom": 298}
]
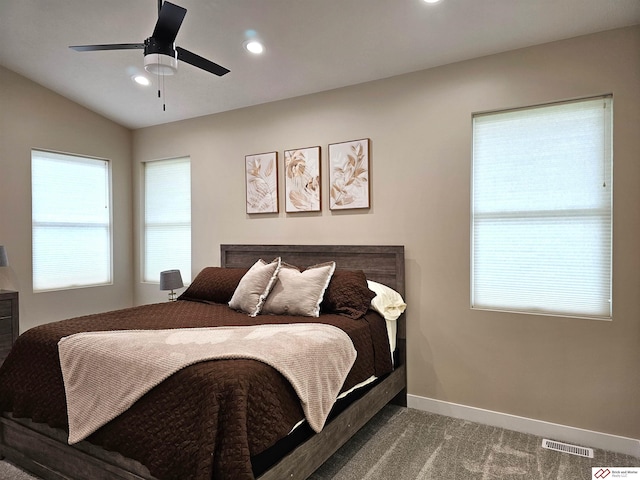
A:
[
  {"left": 228, "top": 258, "right": 282, "bottom": 317},
  {"left": 367, "top": 280, "right": 407, "bottom": 321},
  {"left": 262, "top": 261, "right": 336, "bottom": 317},
  {"left": 321, "top": 269, "right": 376, "bottom": 319},
  {"left": 178, "top": 267, "right": 249, "bottom": 304}
]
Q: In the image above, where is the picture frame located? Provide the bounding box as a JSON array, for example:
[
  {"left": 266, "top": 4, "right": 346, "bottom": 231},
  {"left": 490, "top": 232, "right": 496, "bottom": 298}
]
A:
[
  {"left": 245, "top": 151, "right": 278, "bottom": 214},
  {"left": 284, "top": 146, "right": 321, "bottom": 212},
  {"left": 328, "top": 138, "right": 370, "bottom": 210}
]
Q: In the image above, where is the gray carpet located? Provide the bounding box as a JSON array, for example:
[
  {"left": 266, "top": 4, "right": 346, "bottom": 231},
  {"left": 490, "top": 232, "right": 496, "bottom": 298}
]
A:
[
  {"left": 1, "top": 405, "right": 638, "bottom": 479},
  {"left": 310, "top": 406, "right": 639, "bottom": 480},
  {"left": 0, "top": 460, "right": 36, "bottom": 480}
]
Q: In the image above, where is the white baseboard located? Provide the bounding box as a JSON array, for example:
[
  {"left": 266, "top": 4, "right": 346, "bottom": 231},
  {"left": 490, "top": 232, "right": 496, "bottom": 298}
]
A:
[{"left": 407, "top": 394, "right": 640, "bottom": 459}]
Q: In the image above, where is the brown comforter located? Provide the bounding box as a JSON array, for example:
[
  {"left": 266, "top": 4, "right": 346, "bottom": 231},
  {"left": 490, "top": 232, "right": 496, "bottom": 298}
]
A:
[{"left": 0, "top": 299, "right": 392, "bottom": 480}]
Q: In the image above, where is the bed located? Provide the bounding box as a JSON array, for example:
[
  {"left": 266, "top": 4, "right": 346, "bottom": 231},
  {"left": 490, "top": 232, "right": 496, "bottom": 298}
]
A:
[{"left": 0, "top": 244, "right": 406, "bottom": 480}]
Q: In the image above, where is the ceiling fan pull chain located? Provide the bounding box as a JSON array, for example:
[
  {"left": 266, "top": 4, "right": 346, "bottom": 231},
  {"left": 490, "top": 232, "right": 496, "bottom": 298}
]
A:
[
  {"left": 154, "top": 68, "right": 166, "bottom": 111},
  {"left": 162, "top": 72, "right": 166, "bottom": 111}
]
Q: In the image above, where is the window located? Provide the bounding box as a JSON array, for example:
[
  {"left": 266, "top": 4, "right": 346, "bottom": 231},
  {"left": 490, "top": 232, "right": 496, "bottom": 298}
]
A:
[
  {"left": 471, "top": 96, "right": 612, "bottom": 319},
  {"left": 143, "top": 157, "right": 191, "bottom": 283},
  {"left": 32, "top": 150, "right": 112, "bottom": 291}
]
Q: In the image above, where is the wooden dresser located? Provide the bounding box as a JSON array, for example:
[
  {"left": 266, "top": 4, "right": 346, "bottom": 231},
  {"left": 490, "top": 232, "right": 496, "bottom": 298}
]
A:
[{"left": 0, "top": 290, "right": 19, "bottom": 366}]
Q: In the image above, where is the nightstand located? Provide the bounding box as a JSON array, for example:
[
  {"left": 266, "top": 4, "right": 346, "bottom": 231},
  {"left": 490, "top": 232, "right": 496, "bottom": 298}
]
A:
[{"left": 0, "top": 290, "right": 19, "bottom": 366}]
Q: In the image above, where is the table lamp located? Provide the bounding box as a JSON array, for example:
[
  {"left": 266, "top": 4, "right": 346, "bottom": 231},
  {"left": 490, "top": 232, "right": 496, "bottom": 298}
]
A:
[{"left": 160, "top": 269, "right": 183, "bottom": 301}]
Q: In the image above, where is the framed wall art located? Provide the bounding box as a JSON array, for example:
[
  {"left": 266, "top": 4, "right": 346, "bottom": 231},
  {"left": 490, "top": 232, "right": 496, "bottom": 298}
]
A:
[
  {"left": 245, "top": 151, "right": 278, "bottom": 214},
  {"left": 328, "top": 138, "right": 370, "bottom": 210},
  {"left": 284, "top": 146, "right": 321, "bottom": 212}
]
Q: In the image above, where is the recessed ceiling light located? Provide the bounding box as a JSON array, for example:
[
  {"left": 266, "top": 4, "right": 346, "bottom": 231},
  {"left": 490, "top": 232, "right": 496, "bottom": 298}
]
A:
[
  {"left": 245, "top": 40, "right": 264, "bottom": 55},
  {"left": 423, "top": 0, "right": 442, "bottom": 3},
  {"left": 132, "top": 74, "right": 150, "bottom": 86}
]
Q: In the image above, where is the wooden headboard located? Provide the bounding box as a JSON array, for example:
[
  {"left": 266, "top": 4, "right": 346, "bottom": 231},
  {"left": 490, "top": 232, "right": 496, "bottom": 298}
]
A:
[
  {"left": 221, "top": 244, "right": 404, "bottom": 295},
  {"left": 220, "top": 244, "right": 406, "bottom": 343}
]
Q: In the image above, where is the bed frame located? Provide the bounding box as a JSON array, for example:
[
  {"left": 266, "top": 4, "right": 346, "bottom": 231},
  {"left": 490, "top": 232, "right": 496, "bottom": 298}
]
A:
[{"left": 0, "top": 244, "right": 407, "bottom": 480}]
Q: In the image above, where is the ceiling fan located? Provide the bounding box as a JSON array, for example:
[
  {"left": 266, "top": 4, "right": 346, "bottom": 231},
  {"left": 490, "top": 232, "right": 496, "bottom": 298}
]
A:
[{"left": 69, "top": 0, "right": 230, "bottom": 77}]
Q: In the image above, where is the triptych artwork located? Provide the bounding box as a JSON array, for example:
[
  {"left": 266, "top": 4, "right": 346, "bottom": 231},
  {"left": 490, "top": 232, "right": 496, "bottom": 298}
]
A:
[{"left": 245, "top": 138, "right": 370, "bottom": 214}]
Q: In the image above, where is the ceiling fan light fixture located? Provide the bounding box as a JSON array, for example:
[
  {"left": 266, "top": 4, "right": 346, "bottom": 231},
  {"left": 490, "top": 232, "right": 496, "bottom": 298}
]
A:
[{"left": 144, "top": 53, "right": 178, "bottom": 75}]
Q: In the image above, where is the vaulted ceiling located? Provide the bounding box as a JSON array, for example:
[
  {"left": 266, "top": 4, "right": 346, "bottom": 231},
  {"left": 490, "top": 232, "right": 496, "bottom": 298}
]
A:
[{"left": 1, "top": 0, "right": 638, "bottom": 129}]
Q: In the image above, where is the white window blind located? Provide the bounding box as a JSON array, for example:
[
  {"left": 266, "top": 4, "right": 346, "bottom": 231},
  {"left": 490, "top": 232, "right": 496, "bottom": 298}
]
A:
[
  {"left": 471, "top": 96, "right": 612, "bottom": 319},
  {"left": 144, "top": 157, "right": 191, "bottom": 283},
  {"left": 32, "top": 150, "right": 112, "bottom": 291}
]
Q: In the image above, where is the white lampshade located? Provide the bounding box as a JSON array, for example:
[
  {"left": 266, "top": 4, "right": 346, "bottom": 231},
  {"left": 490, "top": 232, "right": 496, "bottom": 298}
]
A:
[{"left": 0, "top": 246, "right": 8, "bottom": 267}]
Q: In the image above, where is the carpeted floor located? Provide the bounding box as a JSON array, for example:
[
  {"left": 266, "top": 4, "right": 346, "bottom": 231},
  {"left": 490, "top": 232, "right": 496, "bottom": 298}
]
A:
[
  {"left": 1, "top": 405, "right": 638, "bottom": 479},
  {"left": 0, "top": 460, "right": 37, "bottom": 480},
  {"left": 310, "top": 406, "right": 639, "bottom": 480}
]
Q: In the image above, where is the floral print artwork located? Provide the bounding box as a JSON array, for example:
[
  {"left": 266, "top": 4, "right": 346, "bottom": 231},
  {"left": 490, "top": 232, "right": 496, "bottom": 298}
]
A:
[
  {"left": 245, "top": 152, "right": 278, "bottom": 213},
  {"left": 285, "top": 147, "right": 321, "bottom": 212},
  {"left": 329, "top": 139, "right": 370, "bottom": 209}
]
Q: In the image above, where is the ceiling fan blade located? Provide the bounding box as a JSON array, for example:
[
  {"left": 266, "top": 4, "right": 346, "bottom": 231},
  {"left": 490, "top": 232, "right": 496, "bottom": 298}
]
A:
[
  {"left": 176, "top": 47, "right": 230, "bottom": 76},
  {"left": 70, "top": 43, "right": 144, "bottom": 52},
  {"left": 152, "top": 2, "right": 187, "bottom": 44}
]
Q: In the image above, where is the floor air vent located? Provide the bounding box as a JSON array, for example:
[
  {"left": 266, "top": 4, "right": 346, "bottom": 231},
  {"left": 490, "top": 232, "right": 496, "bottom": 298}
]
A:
[{"left": 542, "top": 439, "right": 594, "bottom": 458}]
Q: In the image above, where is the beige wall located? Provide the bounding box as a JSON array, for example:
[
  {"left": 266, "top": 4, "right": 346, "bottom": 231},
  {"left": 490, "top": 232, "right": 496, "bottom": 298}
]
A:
[
  {"left": 0, "top": 66, "right": 134, "bottom": 332},
  {"left": 134, "top": 26, "right": 640, "bottom": 439}
]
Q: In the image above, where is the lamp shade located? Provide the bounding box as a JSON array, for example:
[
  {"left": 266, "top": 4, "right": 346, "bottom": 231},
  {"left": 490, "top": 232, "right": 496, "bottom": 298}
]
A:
[
  {"left": 160, "top": 270, "right": 183, "bottom": 291},
  {"left": 0, "top": 246, "right": 8, "bottom": 267}
]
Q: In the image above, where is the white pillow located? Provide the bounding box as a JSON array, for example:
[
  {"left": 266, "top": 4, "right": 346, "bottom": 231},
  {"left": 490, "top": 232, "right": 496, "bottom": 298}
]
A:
[
  {"left": 262, "top": 261, "right": 336, "bottom": 317},
  {"left": 366, "top": 280, "right": 406, "bottom": 321},
  {"left": 228, "top": 258, "right": 281, "bottom": 316},
  {"left": 367, "top": 280, "right": 406, "bottom": 355}
]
